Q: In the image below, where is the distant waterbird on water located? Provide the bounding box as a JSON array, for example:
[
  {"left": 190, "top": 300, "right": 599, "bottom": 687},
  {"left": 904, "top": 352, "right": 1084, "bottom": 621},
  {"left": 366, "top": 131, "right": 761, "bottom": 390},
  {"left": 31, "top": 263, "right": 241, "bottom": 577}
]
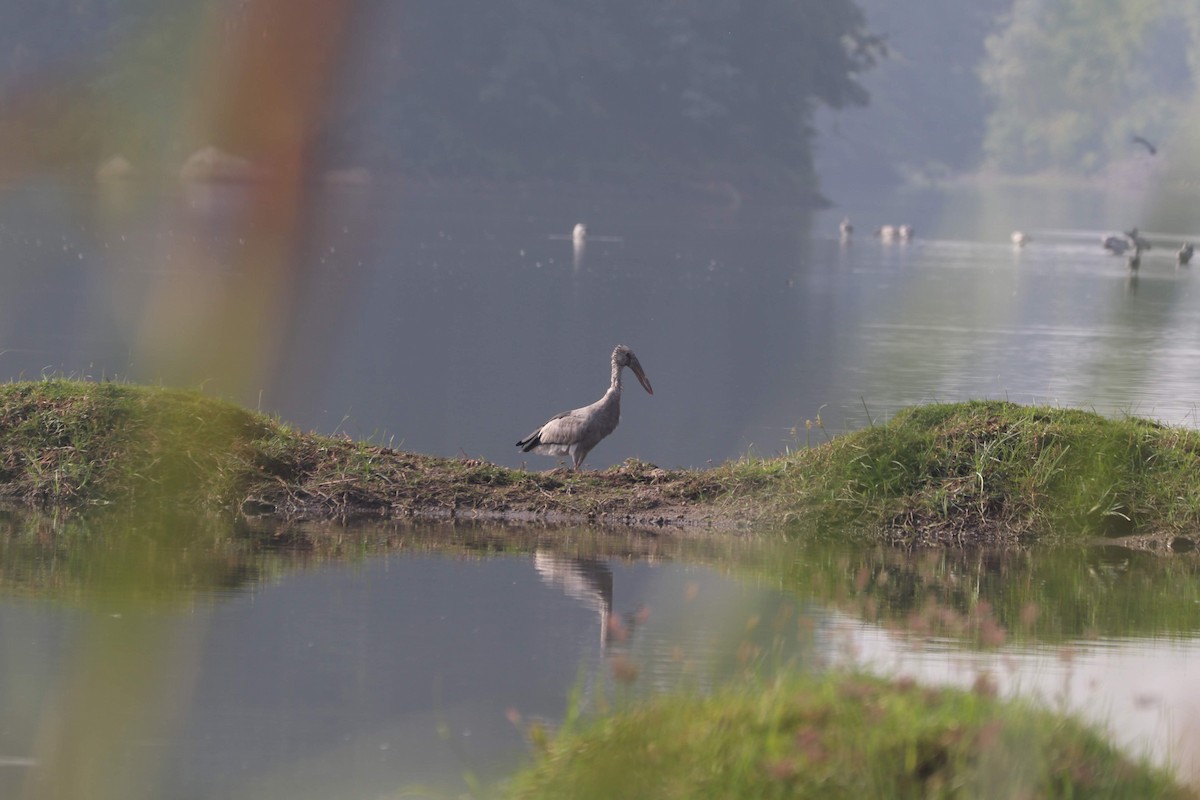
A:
[
  {"left": 1102, "top": 229, "right": 1152, "bottom": 255},
  {"left": 1125, "top": 227, "right": 1152, "bottom": 251},
  {"left": 548, "top": 224, "right": 622, "bottom": 247},
  {"left": 875, "top": 224, "right": 913, "bottom": 243},
  {"left": 1102, "top": 234, "right": 1131, "bottom": 255},
  {"left": 1179, "top": 242, "right": 1194, "bottom": 266},
  {"left": 839, "top": 217, "right": 853, "bottom": 240},
  {"left": 517, "top": 344, "right": 653, "bottom": 470},
  {"left": 571, "top": 223, "right": 588, "bottom": 269},
  {"left": 1011, "top": 231, "right": 1032, "bottom": 247}
]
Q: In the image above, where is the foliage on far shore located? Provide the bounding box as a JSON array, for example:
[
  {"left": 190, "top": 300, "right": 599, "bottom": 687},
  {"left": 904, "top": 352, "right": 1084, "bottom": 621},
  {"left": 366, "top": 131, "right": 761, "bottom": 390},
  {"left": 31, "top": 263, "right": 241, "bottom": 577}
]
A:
[
  {"left": 1, "top": 2, "right": 882, "bottom": 203},
  {"left": 505, "top": 671, "right": 1194, "bottom": 800},
  {"left": 5, "top": 380, "right": 1200, "bottom": 546}
]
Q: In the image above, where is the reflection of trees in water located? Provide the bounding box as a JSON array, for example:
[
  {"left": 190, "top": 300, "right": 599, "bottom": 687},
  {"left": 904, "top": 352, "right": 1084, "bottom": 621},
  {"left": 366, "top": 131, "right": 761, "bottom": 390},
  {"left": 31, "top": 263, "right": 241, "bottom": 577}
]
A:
[{"left": 795, "top": 543, "right": 1200, "bottom": 643}]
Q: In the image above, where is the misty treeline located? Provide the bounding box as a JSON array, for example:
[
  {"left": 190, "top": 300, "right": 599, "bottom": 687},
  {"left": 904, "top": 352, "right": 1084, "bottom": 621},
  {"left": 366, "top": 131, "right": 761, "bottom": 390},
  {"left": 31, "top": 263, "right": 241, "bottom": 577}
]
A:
[
  {"left": 0, "top": 0, "right": 1197, "bottom": 197},
  {"left": 981, "top": 0, "right": 1200, "bottom": 174},
  {"left": 831, "top": 0, "right": 1200, "bottom": 185},
  {"left": 0, "top": 0, "right": 881, "bottom": 203},
  {"left": 332, "top": 0, "right": 880, "bottom": 202}
]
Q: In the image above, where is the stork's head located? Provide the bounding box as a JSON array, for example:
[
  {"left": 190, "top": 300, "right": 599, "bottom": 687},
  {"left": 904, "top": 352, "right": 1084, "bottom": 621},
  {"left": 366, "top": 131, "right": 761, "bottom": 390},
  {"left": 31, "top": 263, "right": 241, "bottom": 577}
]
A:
[{"left": 613, "top": 344, "right": 653, "bottom": 395}]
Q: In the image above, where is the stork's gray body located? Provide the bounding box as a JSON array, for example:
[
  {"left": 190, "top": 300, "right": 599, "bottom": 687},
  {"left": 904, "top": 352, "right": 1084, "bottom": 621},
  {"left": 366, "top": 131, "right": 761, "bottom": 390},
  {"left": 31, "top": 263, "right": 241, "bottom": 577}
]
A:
[{"left": 516, "top": 345, "right": 653, "bottom": 470}]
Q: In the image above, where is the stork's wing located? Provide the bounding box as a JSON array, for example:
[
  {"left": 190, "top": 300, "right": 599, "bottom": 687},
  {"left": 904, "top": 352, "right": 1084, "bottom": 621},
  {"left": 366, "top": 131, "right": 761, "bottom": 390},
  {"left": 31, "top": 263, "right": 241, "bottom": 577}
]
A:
[{"left": 517, "top": 409, "right": 586, "bottom": 451}]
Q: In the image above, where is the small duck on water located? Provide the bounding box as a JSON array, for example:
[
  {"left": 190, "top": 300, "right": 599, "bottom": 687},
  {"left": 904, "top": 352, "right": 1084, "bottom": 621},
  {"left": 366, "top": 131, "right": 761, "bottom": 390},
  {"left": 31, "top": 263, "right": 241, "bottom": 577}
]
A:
[{"left": 1178, "top": 242, "right": 1194, "bottom": 266}]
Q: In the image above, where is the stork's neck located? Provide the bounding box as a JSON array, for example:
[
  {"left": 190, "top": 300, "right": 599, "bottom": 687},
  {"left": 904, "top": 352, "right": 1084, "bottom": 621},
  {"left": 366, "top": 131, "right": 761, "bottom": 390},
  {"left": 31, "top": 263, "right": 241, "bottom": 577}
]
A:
[{"left": 609, "top": 358, "right": 624, "bottom": 394}]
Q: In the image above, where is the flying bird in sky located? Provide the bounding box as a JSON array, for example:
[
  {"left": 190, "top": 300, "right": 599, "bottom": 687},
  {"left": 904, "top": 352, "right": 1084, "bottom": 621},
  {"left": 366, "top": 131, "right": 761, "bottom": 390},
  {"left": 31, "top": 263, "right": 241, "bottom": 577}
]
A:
[{"left": 1132, "top": 135, "right": 1157, "bottom": 156}]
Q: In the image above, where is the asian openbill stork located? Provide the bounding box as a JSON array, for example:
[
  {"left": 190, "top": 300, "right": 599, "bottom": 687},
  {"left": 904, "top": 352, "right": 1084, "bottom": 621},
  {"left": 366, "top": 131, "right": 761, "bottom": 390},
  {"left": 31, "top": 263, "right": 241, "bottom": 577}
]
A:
[{"left": 516, "top": 344, "right": 653, "bottom": 470}]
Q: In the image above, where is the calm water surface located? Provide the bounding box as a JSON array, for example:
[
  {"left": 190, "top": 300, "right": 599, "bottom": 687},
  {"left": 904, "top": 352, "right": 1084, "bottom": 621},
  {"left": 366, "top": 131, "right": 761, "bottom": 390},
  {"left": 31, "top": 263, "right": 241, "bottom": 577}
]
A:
[
  {"left": 1, "top": 515, "right": 1199, "bottom": 797},
  {"left": 2, "top": 181, "right": 1200, "bottom": 795},
  {"left": 0, "top": 517, "right": 801, "bottom": 798},
  {"left": 3, "top": 180, "right": 1200, "bottom": 469}
]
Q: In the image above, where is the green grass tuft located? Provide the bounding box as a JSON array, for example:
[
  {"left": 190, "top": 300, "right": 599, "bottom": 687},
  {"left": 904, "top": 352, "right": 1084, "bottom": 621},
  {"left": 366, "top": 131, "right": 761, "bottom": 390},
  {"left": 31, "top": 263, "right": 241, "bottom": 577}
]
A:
[
  {"left": 506, "top": 672, "right": 1194, "bottom": 800},
  {"left": 747, "top": 400, "right": 1200, "bottom": 545},
  {"left": 0, "top": 379, "right": 268, "bottom": 508}
]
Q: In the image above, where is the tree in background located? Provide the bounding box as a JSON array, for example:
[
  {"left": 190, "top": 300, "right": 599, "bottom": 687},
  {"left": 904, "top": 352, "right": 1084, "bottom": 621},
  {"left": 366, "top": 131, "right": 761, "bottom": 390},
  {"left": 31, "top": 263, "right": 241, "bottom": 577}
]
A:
[
  {"left": 980, "top": 0, "right": 1199, "bottom": 175},
  {"left": 811, "top": 0, "right": 1009, "bottom": 191},
  {"left": 330, "top": 0, "right": 883, "bottom": 203},
  {"left": 0, "top": 1, "right": 882, "bottom": 204}
]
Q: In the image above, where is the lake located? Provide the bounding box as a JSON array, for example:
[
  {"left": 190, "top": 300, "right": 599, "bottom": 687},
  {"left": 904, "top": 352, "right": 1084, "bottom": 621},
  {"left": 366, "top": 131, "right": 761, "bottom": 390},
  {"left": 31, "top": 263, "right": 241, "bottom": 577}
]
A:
[
  {"left": 1, "top": 513, "right": 1199, "bottom": 797},
  {"left": 1, "top": 177, "right": 1200, "bottom": 796},
  {"left": 3, "top": 178, "right": 1200, "bottom": 470}
]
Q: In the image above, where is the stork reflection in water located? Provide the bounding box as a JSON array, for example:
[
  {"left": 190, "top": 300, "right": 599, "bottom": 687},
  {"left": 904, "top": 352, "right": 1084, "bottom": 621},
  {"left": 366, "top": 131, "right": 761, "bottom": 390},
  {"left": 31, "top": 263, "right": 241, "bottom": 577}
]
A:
[
  {"left": 534, "top": 551, "right": 614, "bottom": 647},
  {"left": 534, "top": 551, "right": 645, "bottom": 649},
  {"left": 517, "top": 344, "right": 653, "bottom": 470}
]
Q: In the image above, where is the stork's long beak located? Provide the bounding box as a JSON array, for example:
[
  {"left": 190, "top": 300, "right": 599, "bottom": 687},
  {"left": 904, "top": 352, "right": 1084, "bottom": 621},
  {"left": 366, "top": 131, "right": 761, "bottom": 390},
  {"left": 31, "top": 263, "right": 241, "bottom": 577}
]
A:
[{"left": 630, "top": 358, "right": 653, "bottom": 395}]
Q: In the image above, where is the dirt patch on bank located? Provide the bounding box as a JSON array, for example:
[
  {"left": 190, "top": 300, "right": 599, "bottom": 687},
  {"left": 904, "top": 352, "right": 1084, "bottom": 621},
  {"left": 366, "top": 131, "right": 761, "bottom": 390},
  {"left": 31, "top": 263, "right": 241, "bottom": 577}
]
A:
[{"left": 236, "top": 453, "right": 756, "bottom": 533}]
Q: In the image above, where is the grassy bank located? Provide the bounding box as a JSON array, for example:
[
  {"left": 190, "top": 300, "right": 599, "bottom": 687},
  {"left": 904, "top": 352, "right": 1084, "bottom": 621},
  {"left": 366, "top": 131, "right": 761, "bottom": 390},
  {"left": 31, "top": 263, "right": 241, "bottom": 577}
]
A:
[
  {"left": 794, "top": 402, "right": 1200, "bottom": 545},
  {"left": 0, "top": 379, "right": 729, "bottom": 526},
  {"left": 4, "top": 380, "right": 1200, "bottom": 544},
  {"left": 505, "top": 672, "right": 1193, "bottom": 799}
]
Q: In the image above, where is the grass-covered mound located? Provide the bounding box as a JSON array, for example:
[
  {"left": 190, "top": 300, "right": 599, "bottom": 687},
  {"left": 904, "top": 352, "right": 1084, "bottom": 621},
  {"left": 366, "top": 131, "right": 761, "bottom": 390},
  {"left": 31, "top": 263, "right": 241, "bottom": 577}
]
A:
[
  {"left": 4, "top": 381, "right": 1200, "bottom": 543},
  {"left": 0, "top": 379, "right": 265, "bottom": 508},
  {"left": 0, "top": 380, "right": 715, "bottom": 524},
  {"left": 787, "top": 401, "right": 1200, "bottom": 545},
  {"left": 506, "top": 673, "right": 1194, "bottom": 800}
]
